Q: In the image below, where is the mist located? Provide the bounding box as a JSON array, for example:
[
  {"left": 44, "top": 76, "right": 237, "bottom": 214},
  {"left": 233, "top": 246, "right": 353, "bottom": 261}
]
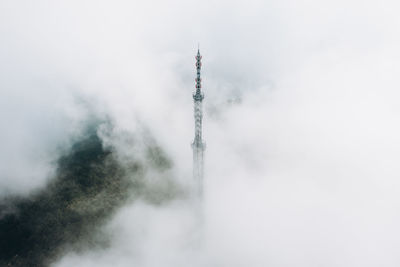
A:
[{"left": 1, "top": 0, "right": 400, "bottom": 266}]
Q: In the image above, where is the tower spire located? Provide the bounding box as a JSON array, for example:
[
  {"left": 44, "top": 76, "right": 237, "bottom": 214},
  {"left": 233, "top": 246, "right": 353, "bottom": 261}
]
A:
[
  {"left": 192, "top": 48, "right": 205, "bottom": 198},
  {"left": 193, "top": 49, "right": 204, "bottom": 102}
]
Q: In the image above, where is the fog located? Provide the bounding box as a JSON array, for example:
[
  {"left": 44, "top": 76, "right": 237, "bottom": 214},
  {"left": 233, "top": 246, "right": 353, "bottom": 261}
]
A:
[{"left": 1, "top": 0, "right": 400, "bottom": 266}]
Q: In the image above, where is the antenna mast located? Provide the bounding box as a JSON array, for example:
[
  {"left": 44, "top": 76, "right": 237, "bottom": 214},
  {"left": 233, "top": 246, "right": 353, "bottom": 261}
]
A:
[{"left": 191, "top": 48, "right": 205, "bottom": 198}]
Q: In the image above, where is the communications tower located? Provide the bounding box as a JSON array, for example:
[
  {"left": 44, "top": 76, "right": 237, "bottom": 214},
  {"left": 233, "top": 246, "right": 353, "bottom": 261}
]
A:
[{"left": 191, "top": 49, "right": 205, "bottom": 198}]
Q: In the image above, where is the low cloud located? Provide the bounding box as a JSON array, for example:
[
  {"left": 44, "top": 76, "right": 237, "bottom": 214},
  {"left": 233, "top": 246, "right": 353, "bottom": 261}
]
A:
[{"left": 1, "top": 0, "right": 400, "bottom": 266}]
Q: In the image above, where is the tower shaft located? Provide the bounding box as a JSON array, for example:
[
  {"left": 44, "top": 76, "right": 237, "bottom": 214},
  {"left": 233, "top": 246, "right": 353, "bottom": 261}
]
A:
[{"left": 192, "top": 49, "right": 205, "bottom": 197}]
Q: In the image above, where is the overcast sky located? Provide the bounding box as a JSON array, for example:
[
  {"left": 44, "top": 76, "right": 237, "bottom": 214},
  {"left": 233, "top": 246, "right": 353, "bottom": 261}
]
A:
[{"left": 2, "top": 0, "right": 400, "bottom": 266}]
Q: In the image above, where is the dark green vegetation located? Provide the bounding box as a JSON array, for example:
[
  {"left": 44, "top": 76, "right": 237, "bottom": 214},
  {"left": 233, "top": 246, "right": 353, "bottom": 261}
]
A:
[{"left": 0, "top": 129, "right": 177, "bottom": 267}]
